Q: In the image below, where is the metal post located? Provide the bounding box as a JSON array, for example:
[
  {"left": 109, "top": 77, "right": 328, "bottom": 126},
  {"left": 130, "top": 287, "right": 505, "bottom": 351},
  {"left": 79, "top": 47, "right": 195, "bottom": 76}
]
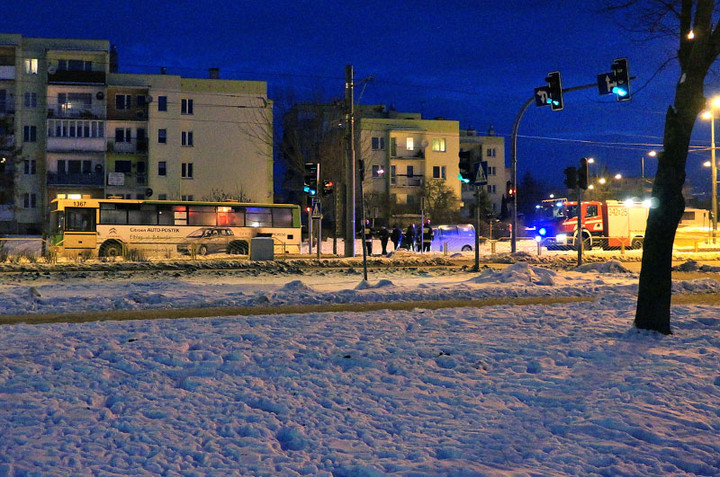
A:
[
  {"left": 344, "top": 65, "right": 356, "bottom": 257},
  {"left": 577, "top": 187, "right": 583, "bottom": 267},
  {"left": 316, "top": 216, "right": 321, "bottom": 260},
  {"left": 474, "top": 188, "right": 480, "bottom": 271},
  {"left": 308, "top": 208, "right": 313, "bottom": 255},
  {"left": 711, "top": 113, "right": 717, "bottom": 243}
]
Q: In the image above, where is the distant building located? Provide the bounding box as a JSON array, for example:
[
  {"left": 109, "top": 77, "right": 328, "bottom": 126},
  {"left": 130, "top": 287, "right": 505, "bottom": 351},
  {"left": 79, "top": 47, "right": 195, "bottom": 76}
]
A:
[
  {"left": 459, "top": 127, "right": 509, "bottom": 217},
  {"left": 359, "top": 107, "right": 461, "bottom": 225},
  {"left": 0, "top": 34, "right": 272, "bottom": 234}
]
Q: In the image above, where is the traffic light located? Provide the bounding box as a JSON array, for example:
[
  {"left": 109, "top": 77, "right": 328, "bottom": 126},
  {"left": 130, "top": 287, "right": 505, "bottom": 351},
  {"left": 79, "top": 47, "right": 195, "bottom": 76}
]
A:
[
  {"left": 322, "top": 180, "right": 334, "bottom": 196},
  {"left": 506, "top": 181, "right": 515, "bottom": 198},
  {"left": 578, "top": 158, "right": 589, "bottom": 190},
  {"left": 546, "top": 72, "right": 564, "bottom": 111},
  {"left": 611, "top": 58, "right": 630, "bottom": 101},
  {"left": 563, "top": 167, "right": 577, "bottom": 189},
  {"left": 458, "top": 152, "right": 473, "bottom": 183},
  {"left": 303, "top": 162, "right": 318, "bottom": 196}
]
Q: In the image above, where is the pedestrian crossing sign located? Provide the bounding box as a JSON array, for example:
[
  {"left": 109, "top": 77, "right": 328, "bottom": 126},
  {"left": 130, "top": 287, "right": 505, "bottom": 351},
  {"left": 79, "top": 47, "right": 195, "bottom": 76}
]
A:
[
  {"left": 473, "top": 161, "right": 488, "bottom": 186},
  {"left": 311, "top": 201, "right": 322, "bottom": 219}
]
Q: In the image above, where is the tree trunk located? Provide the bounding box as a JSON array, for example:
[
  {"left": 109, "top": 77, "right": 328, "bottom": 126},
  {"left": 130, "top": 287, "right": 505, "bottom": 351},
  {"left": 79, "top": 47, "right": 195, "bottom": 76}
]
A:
[{"left": 635, "top": 68, "right": 707, "bottom": 334}]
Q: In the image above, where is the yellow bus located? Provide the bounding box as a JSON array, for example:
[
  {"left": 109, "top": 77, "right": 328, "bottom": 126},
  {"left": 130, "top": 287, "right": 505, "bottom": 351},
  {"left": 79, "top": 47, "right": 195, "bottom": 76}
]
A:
[{"left": 49, "top": 197, "right": 302, "bottom": 257}]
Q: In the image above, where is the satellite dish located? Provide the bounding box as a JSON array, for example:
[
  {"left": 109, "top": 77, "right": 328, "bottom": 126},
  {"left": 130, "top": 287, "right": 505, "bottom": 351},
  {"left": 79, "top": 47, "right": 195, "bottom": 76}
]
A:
[
  {"left": 96, "top": 91, "right": 105, "bottom": 100},
  {"left": 47, "top": 65, "right": 57, "bottom": 74},
  {"left": 421, "top": 140, "right": 429, "bottom": 148},
  {"left": 145, "top": 188, "right": 153, "bottom": 198},
  {"left": 146, "top": 95, "right": 153, "bottom": 103}
]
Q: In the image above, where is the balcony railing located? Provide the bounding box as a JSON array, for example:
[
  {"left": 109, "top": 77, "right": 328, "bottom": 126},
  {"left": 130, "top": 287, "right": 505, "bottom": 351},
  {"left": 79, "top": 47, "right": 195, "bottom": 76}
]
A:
[
  {"left": 391, "top": 175, "right": 425, "bottom": 188},
  {"left": 48, "top": 70, "right": 106, "bottom": 85},
  {"left": 47, "top": 172, "right": 104, "bottom": 186}
]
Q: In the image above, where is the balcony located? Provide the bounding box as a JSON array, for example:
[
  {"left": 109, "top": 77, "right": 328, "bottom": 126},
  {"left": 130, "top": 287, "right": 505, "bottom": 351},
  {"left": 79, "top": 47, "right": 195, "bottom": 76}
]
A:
[
  {"left": 47, "top": 172, "right": 104, "bottom": 186},
  {"left": 0, "top": 65, "right": 15, "bottom": 80},
  {"left": 391, "top": 175, "right": 424, "bottom": 188},
  {"left": 48, "top": 70, "right": 106, "bottom": 85},
  {"left": 107, "top": 172, "right": 147, "bottom": 188}
]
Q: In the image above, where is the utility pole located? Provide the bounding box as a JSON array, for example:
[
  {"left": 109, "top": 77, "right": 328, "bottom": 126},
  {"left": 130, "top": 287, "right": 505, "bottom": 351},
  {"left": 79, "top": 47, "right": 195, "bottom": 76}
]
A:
[{"left": 344, "top": 65, "right": 356, "bottom": 257}]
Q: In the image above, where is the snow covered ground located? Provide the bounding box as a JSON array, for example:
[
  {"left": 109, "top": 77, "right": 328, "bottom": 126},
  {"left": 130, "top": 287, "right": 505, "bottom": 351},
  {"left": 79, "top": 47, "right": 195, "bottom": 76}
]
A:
[{"left": 0, "top": 255, "right": 719, "bottom": 476}]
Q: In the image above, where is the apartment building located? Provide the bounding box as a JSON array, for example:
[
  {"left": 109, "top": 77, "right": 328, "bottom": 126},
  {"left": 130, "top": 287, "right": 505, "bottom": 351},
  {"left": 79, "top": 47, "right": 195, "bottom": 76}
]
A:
[
  {"left": 459, "top": 127, "right": 509, "bottom": 217},
  {"left": 359, "top": 108, "right": 461, "bottom": 225},
  {"left": 0, "top": 34, "right": 272, "bottom": 234}
]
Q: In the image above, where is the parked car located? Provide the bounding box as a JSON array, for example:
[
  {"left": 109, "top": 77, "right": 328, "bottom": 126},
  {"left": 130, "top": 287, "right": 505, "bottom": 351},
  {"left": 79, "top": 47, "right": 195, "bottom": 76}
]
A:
[
  {"left": 176, "top": 227, "right": 235, "bottom": 255},
  {"left": 431, "top": 224, "right": 478, "bottom": 252}
]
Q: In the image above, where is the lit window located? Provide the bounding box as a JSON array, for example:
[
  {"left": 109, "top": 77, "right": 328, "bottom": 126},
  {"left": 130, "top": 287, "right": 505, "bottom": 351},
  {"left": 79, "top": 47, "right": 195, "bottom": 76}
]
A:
[
  {"left": 24, "top": 59, "right": 38, "bottom": 75},
  {"left": 406, "top": 137, "right": 414, "bottom": 150},
  {"left": 372, "top": 164, "right": 385, "bottom": 177},
  {"left": 432, "top": 138, "right": 446, "bottom": 152}
]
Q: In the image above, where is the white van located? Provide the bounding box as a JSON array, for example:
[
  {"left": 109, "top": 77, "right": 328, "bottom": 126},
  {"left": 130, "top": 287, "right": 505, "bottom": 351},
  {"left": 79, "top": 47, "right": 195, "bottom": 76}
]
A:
[{"left": 432, "top": 224, "right": 476, "bottom": 252}]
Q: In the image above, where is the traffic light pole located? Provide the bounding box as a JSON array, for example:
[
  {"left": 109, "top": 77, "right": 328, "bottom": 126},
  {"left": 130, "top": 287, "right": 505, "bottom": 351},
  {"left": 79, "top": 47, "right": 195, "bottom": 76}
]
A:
[
  {"left": 344, "top": 65, "right": 356, "bottom": 258},
  {"left": 510, "top": 81, "right": 598, "bottom": 253}
]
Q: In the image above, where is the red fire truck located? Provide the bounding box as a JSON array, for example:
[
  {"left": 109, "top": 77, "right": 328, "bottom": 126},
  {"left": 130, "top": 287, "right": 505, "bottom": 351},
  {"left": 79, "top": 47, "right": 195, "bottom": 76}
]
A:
[{"left": 532, "top": 199, "right": 650, "bottom": 250}]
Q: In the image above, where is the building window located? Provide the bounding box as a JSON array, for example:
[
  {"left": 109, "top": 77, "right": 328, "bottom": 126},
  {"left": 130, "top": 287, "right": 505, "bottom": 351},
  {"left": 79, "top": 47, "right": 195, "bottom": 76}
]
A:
[
  {"left": 181, "top": 98, "right": 193, "bottom": 115},
  {"left": 158, "top": 193, "right": 167, "bottom": 200},
  {"left": 432, "top": 166, "right": 446, "bottom": 179},
  {"left": 115, "top": 94, "right": 132, "bottom": 110},
  {"left": 48, "top": 120, "right": 103, "bottom": 138},
  {"left": 23, "top": 125, "right": 37, "bottom": 142},
  {"left": 23, "top": 193, "right": 37, "bottom": 209},
  {"left": 158, "top": 161, "right": 167, "bottom": 176},
  {"left": 371, "top": 137, "right": 385, "bottom": 150},
  {"left": 182, "top": 195, "right": 194, "bottom": 201},
  {"left": 114, "top": 160, "right": 132, "bottom": 173},
  {"left": 24, "top": 159, "right": 37, "bottom": 175},
  {"left": 158, "top": 129, "right": 167, "bottom": 144},
  {"left": 181, "top": 131, "right": 194, "bottom": 146},
  {"left": 406, "top": 137, "right": 414, "bottom": 150},
  {"left": 58, "top": 60, "right": 92, "bottom": 71},
  {"left": 432, "top": 138, "right": 446, "bottom": 152},
  {"left": 115, "top": 127, "right": 132, "bottom": 143},
  {"left": 407, "top": 165, "right": 414, "bottom": 177},
  {"left": 24, "top": 92, "right": 37, "bottom": 108},
  {"left": 181, "top": 162, "right": 193, "bottom": 179},
  {"left": 372, "top": 164, "right": 385, "bottom": 178},
  {"left": 390, "top": 165, "right": 396, "bottom": 184},
  {"left": 158, "top": 96, "right": 168, "bottom": 112},
  {"left": 486, "top": 148, "right": 497, "bottom": 157},
  {"left": 24, "top": 59, "right": 38, "bottom": 75}
]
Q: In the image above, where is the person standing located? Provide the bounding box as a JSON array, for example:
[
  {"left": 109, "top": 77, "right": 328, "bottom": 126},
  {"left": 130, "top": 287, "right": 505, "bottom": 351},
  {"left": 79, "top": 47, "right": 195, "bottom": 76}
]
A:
[
  {"left": 378, "top": 225, "right": 390, "bottom": 255},
  {"left": 361, "top": 219, "right": 374, "bottom": 256},
  {"left": 422, "top": 219, "right": 434, "bottom": 252},
  {"left": 405, "top": 224, "right": 416, "bottom": 251},
  {"left": 390, "top": 224, "right": 402, "bottom": 251}
]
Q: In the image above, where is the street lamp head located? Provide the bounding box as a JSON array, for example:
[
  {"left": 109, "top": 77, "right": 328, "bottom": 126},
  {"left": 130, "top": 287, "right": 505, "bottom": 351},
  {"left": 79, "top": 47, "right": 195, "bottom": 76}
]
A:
[
  {"left": 712, "top": 96, "right": 720, "bottom": 108},
  {"left": 704, "top": 160, "right": 712, "bottom": 167},
  {"left": 648, "top": 150, "right": 657, "bottom": 157},
  {"left": 599, "top": 177, "right": 606, "bottom": 185},
  {"left": 614, "top": 173, "right": 622, "bottom": 180},
  {"left": 586, "top": 158, "right": 595, "bottom": 164}
]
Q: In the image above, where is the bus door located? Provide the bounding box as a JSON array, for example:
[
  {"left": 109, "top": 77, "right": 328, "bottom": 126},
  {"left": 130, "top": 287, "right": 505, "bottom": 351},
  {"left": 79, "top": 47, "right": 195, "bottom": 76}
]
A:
[{"left": 63, "top": 207, "right": 97, "bottom": 250}]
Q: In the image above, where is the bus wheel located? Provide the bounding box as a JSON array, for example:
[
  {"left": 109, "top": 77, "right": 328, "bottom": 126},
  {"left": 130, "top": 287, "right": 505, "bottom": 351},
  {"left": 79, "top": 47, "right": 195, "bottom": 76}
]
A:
[
  {"left": 198, "top": 245, "right": 208, "bottom": 256},
  {"left": 228, "top": 240, "right": 249, "bottom": 255},
  {"left": 461, "top": 245, "right": 472, "bottom": 252},
  {"left": 100, "top": 242, "right": 123, "bottom": 257},
  {"left": 631, "top": 238, "right": 643, "bottom": 249}
]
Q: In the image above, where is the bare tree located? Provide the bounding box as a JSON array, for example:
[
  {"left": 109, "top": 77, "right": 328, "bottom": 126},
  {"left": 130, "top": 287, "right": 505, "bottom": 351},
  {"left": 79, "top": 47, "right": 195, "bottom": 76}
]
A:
[
  {"left": 421, "top": 179, "right": 463, "bottom": 224},
  {"left": 605, "top": 1, "right": 720, "bottom": 333}
]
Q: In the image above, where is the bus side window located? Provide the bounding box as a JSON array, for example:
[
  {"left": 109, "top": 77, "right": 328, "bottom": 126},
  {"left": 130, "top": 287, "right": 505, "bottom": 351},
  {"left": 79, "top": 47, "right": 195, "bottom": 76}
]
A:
[{"left": 65, "top": 208, "right": 95, "bottom": 232}]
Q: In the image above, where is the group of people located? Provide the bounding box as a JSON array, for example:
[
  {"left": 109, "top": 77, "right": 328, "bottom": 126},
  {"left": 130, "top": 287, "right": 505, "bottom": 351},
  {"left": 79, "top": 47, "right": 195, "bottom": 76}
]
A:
[{"left": 361, "top": 220, "right": 434, "bottom": 255}]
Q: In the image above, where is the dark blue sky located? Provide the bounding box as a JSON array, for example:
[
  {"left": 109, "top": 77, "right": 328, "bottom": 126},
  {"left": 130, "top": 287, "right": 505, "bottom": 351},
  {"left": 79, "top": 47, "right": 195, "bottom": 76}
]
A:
[{"left": 4, "top": 0, "right": 717, "bottom": 193}]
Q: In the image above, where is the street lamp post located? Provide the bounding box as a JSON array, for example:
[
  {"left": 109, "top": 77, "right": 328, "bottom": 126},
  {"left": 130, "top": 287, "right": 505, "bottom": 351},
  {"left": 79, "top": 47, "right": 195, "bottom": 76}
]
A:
[{"left": 703, "top": 105, "right": 719, "bottom": 243}]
